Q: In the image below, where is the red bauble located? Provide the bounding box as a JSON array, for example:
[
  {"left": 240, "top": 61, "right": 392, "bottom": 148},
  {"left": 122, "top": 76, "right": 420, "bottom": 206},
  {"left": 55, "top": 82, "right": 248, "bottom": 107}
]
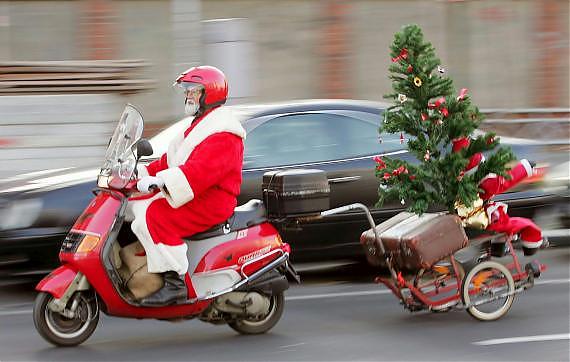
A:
[{"left": 452, "top": 137, "right": 470, "bottom": 152}]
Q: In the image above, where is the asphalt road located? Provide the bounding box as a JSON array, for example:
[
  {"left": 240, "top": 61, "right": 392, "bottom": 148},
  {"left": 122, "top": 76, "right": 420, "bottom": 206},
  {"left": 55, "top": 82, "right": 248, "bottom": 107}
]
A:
[{"left": 0, "top": 248, "right": 568, "bottom": 362}]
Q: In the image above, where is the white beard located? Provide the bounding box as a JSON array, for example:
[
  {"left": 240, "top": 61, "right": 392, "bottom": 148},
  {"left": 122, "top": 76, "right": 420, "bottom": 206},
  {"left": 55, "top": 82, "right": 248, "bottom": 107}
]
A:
[{"left": 185, "top": 100, "right": 199, "bottom": 116}]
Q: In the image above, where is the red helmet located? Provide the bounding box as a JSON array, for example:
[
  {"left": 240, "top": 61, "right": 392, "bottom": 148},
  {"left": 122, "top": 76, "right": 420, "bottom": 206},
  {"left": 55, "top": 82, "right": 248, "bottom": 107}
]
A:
[{"left": 175, "top": 66, "right": 228, "bottom": 108}]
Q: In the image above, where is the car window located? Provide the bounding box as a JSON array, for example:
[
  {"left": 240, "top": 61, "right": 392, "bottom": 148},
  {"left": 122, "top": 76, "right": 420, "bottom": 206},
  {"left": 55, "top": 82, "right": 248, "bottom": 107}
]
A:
[{"left": 244, "top": 112, "right": 403, "bottom": 168}]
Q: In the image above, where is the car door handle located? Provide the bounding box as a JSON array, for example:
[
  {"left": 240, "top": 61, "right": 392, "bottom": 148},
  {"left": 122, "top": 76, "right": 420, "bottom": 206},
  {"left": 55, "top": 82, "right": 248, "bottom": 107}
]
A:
[{"left": 328, "top": 176, "right": 361, "bottom": 184}]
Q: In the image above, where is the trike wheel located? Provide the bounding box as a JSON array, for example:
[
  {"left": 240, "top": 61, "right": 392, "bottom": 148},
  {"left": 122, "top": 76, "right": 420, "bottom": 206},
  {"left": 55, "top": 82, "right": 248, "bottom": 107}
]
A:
[
  {"left": 228, "top": 293, "right": 284, "bottom": 335},
  {"left": 33, "top": 292, "right": 99, "bottom": 347},
  {"left": 461, "top": 261, "right": 515, "bottom": 321},
  {"left": 414, "top": 257, "right": 465, "bottom": 312}
]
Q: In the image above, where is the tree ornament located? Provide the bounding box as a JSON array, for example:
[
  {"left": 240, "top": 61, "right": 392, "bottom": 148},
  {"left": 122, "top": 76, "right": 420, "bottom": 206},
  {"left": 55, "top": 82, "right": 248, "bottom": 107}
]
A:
[
  {"left": 457, "top": 88, "right": 468, "bottom": 101},
  {"left": 440, "top": 107, "right": 449, "bottom": 117},
  {"left": 392, "top": 48, "right": 408, "bottom": 63},
  {"left": 428, "top": 97, "right": 446, "bottom": 109},
  {"left": 435, "top": 119, "right": 443, "bottom": 125},
  {"left": 421, "top": 113, "right": 428, "bottom": 121},
  {"left": 452, "top": 137, "right": 470, "bottom": 152},
  {"left": 399, "top": 132, "right": 405, "bottom": 144},
  {"left": 392, "top": 165, "right": 409, "bottom": 176},
  {"left": 465, "top": 152, "right": 485, "bottom": 175},
  {"left": 486, "top": 135, "right": 496, "bottom": 145},
  {"left": 456, "top": 171, "right": 465, "bottom": 181},
  {"left": 424, "top": 149, "right": 431, "bottom": 161},
  {"left": 455, "top": 197, "right": 489, "bottom": 229},
  {"left": 401, "top": 199, "right": 406, "bottom": 205},
  {"left": 383, "top": 172, "right": 391, "bottom": 180},
  {"left": 398, "top": 94, "right": 407, "bottom": 103},
  {"left": 406, "top": 65, "right": 413, "bottom": 73},
  {"left": 409, "top": 175, "right": 416, "bottom": 181},
  {"left": 437, "top": 65, "right": 445, "bottom": 74},
  {"left": 413, "top": 77, "right": 422, "bottom": 87},
  {"left": 373, "top": 155, "right": 386, "bottom": 170}
]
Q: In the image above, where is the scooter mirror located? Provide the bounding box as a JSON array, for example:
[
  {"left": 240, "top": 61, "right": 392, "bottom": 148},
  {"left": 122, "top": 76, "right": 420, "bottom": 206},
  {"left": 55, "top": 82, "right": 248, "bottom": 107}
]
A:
[{"left": 136, "top": 139, "right": 154, "bottom": 158}]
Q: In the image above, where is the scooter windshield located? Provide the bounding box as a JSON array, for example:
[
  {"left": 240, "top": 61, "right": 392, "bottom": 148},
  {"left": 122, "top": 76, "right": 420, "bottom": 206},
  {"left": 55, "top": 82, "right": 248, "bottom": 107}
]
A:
[{"left": 99, "top": 104, "right": 144, "bottom": 189}]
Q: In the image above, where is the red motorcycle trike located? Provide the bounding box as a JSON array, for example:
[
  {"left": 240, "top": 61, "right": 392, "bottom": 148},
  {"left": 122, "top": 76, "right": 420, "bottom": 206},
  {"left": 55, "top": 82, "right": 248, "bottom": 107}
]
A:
[
  {"left": 324, "top": 203, "right": 547, "bottom": 321},
  {"left": 33, "top": 105, "right": 302, "bottom": 346}
]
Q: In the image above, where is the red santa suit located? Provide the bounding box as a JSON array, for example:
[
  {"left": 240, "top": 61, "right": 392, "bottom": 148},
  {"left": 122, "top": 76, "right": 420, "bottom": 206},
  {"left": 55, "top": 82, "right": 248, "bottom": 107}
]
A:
[
  {"left": 127, "top": 106, "right": 246, "bottom": 275},
  {"left": 479, "top": 159, "right": 544, "bottom": 252}
]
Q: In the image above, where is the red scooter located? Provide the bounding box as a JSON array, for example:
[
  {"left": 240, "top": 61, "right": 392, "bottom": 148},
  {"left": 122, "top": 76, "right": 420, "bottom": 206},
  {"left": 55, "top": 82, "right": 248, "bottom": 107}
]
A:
[{"left": 33, "top": 105, "right": 299, "bottom": 346}]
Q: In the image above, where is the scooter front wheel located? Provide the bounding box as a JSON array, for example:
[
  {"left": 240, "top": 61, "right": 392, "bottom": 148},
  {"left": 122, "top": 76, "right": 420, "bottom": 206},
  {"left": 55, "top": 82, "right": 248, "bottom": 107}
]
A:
[
  {"left": 228, "top": 292, "right": 284, "bottom": 335},
  {"left": 33, "top": 292, "right": 99, "bottom": 347}
]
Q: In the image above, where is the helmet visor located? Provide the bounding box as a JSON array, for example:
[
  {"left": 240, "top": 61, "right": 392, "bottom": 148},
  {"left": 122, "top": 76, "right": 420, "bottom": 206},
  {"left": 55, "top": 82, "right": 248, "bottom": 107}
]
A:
[{"left": 175, "top": 81, "right": 204, "bottom": 97}]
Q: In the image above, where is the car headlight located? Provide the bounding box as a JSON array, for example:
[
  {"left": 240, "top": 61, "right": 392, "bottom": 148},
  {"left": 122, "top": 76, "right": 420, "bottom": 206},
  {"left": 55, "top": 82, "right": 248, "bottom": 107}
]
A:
[{"left": 0, "top": 198, "right": 44, "bottom": 231}]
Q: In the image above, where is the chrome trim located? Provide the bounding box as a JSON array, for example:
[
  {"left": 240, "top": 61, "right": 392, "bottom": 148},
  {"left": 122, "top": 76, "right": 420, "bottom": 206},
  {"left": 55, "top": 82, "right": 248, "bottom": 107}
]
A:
[
  {"left": 195, "top": 252, "right": 289, "bottom": 301},
  {"left": 243, "top": 150, "right": 408, "bottom": 172},
  {"left": 47, "top": 272, "right": 91, "bottom": 315},
  {"left": 328, "top": 176, "right": 361, "bottom": 184},
  {"left": 239, "top": 249, "right": 285, "bottom": 279}
]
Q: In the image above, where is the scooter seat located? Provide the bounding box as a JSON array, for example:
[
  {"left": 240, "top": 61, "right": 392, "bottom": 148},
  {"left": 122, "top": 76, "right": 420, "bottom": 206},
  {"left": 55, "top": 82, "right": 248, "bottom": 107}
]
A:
[{"left": 186, "top": 199, "right": 267, "bottom": 241}]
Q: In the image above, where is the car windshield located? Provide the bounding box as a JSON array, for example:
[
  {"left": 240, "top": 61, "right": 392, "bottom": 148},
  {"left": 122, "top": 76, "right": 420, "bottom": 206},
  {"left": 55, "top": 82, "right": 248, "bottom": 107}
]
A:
[{"left": 100, "top": 104, "right": 144, "bottom": 188}]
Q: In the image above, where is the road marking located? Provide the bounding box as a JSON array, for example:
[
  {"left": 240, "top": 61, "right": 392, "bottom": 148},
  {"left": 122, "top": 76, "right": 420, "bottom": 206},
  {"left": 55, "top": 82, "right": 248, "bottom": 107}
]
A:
[
  {"left": 474, "top": 334, "right": 570, "bottom": 346},
  {"left": 535, "top": 278, "right": 570, "bottom": 285},
  {"left": 279, "top": 343, "right": 306, "bottom": 349},
  {"left": 0, "top": 309, "right": 30, "bottom": 316},
  {"left": 286, "top": 278, "right": 570, "bottom": 302},
  {"left": 286, "top": 289, "right": 391, "bottom": 301},
  {"left": 1, "top": 278, "right": 568, "bottom": 317}
]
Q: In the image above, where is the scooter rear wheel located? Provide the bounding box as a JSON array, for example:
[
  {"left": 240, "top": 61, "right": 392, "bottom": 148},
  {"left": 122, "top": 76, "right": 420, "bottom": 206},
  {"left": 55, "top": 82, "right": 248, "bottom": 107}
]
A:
[
  {"left": 228, "top": 292, "right": 284, "bottom": 335},
  {"left": 33, "top": 292, "right": 99, "bottom": 347}
]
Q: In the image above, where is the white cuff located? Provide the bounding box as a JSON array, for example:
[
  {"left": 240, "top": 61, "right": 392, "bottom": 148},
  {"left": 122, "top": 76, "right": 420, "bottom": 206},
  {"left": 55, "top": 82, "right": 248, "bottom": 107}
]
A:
[
  {"left": 137, "top": 164, "right": 149, "bottom": 178},
  {"left": 522, "top": 239, "right": 542, "bottom": 249},
  {"left": 156, "top": 167, "right": 194, "bottom": 208},
  {"left": 520, "top": 159, "right": 533, "bottom": 177}
]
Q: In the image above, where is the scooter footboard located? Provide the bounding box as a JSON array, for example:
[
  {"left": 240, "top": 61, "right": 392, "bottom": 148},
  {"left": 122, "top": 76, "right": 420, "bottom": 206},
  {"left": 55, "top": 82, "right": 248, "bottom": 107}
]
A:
[{"left": 36, "top": 266, "right": 78, "bottom": 299}]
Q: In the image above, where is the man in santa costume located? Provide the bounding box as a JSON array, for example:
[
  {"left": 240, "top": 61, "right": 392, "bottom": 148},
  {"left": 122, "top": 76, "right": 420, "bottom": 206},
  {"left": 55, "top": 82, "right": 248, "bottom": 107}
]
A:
[{"left": 127, "top": 66, "right": 246, "bottom": 305}]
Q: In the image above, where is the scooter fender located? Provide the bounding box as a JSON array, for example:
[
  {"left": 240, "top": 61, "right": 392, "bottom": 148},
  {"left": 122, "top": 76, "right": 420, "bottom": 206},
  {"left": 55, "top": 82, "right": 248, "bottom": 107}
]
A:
[{"left": 36, "top": 266, "right": 78, "bottom": 299}]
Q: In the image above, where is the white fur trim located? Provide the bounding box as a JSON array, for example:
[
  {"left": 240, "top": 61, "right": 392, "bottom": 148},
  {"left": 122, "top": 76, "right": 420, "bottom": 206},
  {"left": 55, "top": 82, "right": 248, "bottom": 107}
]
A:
[
  {"left": 486, "top": 202, "right": 508, "bottom": 223},
  {"left": 129, "top": 195, "right": 189, "bottom": 274},
  {"left": 167, "top": 107, "right": 246, "bottom": 168},
  {"left": 156, "top": 167, "right": 194, "bottom": 208},
  {"left": 136, "top": 164, "right": 149, "bottom": 178},
  {"left": 522, "top": 238, "right": 543, "bottom": 249},
  {"left": 520, "top": 159, "right": 533, "bottom": 177}
]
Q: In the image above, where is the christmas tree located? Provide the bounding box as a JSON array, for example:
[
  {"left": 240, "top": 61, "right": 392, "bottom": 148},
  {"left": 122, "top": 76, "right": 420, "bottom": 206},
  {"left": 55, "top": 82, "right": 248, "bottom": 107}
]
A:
[{"left": 376, "top": 24, "right": 515, "bottom": 215}]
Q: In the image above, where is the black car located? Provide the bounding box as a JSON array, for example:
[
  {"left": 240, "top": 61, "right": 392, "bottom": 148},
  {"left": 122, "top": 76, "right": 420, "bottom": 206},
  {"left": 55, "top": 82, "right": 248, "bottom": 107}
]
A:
[{"left": 0, "top": 100, "right": 566, "bottom": 275}]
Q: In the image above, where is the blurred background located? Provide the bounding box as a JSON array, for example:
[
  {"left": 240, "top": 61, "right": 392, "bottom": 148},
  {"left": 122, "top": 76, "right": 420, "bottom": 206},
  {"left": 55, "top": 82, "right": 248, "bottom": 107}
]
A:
[{"left": 0, "top": 0, "right": 568, "bottom": 178}]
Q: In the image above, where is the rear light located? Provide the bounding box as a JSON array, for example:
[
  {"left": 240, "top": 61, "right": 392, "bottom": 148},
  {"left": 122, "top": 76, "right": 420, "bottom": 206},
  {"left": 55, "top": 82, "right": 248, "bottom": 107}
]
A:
[{"left": 282, "top": 243, "right": 291, "bottom": 254}]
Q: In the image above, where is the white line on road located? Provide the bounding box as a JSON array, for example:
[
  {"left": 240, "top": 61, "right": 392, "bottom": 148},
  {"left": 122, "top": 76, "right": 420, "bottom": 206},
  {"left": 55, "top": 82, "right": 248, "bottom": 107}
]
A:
[
  {"left": 534, "top": 278, "right": 570, "bottom": 285},
  {"left": 279, "top": 343, "right": 306, "bottom": 349},
  {"left": 286, "top": 289, "right": 391, "bottom": 301},
  {"left": 0, "top": 309, "right": 31, "bottom": 316},
  {"left": 1, "top": 278, "right": 568, "bottom": 317},
  {"left": 474, "top": 334, "right": 570, "bottom": 346},
  {"left": 286, "top": 278, "right": 570, "bottom": 302}
]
